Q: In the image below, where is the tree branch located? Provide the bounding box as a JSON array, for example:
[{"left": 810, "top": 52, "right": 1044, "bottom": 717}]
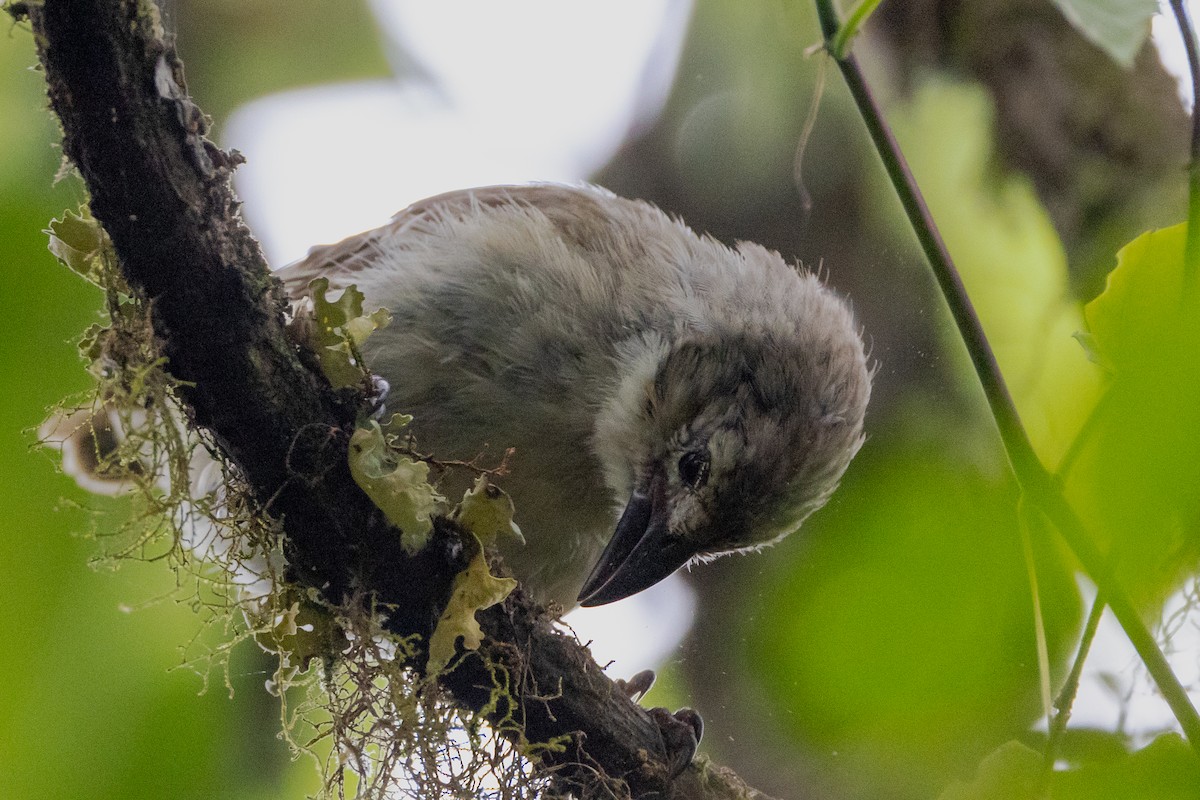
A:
[{"left": 12, "top": 1, "right": 775, "bottom": 797}]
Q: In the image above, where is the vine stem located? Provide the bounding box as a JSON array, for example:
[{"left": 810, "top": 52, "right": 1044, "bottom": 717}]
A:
[
  {"left": 812, "top": 0, "right": 1200, "bottom": 750},
  {"left": 1044, "top": 593, "right": 1107, "bottom": 773},
  {"left": 830, "top": 0, "right": 884, "bottom": 59},
  {"left": 1170, "top": 0, "right": 1200, "bottom": 297}
]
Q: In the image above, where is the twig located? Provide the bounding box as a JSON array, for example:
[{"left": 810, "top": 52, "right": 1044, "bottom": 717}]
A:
[
  {"left": 1043, "top": 593, "right": 1106, "bottom": 773},
  {"left": 830, "top": 0, "right": 884, "bottom": 59}
]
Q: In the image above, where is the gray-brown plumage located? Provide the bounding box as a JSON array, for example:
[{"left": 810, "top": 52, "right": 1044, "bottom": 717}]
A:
[{"left": 278, "top": 184, "right": 871, "bottom": 608}]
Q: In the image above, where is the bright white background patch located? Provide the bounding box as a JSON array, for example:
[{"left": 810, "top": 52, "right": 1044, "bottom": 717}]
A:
[{"left": 224, "top": 0, "right": 690, "bottom": 265}]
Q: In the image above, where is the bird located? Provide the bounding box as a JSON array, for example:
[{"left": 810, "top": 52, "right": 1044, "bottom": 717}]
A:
[{"left": 275, "top": 183, "right": 872, "bottom": 610}]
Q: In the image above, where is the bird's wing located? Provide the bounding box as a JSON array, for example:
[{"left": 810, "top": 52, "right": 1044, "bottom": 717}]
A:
[{"left": 274, "top": 184, "right": 619, "bottom": 301}]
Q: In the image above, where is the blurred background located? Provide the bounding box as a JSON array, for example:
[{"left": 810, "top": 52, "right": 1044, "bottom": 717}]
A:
[{"left": 3, "top": 1, "right": 1199, "bottom": 798}]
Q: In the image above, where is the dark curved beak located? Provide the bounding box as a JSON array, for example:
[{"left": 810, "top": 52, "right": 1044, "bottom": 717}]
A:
[{"left": 577, "top": 464, "right": 696, "bottom": 607}]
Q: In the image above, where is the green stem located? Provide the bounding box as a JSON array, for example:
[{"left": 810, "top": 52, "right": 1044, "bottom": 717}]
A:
[
  {"left": 1169, "top": 0, "right": 1200, "bottom": 297},
  {"left": 830, "top": 0, "right": 884, "bottom": 59},
  {"left": 813, "top": 0, "right": 1200, "bottom": 751},
  {"left": 1044, "top": 594, "right": 1106, "bottom": 773},
  {"left": 1018, "top": 498, "right": 1054, "bottom": 727}
]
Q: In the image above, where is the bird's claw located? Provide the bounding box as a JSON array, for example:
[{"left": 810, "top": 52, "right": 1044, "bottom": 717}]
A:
[
  {"left": 616, "top": 669, "right": 699, "bottom": 778},
  {"left": 615, "top": 669, "right": 656, "bottom": 702},
  {"left": 648, "top": 706, "right": 703, "bottom": 779},
  {"left": 367, "top": 375, "right": 391, "bottom": 419}
]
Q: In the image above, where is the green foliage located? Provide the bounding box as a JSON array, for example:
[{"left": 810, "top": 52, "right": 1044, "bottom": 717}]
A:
[
  {"left": 1085, "top": 224, "right": 1195, "bottom": 370},
  {"left": 934, "top": 734, "right": 1200, "bottom": 800},
  {"left": 1053, "top": 733, "right": 1200, "bottom": 799},
  {"left": 887, "top": 79, "right": 1104, "bottom": 467},
  {"left": 936, "top": 741, "right": 1043, "bottom": 800},
  {"left": 743, "top": 446, "right": 1077, "bottom": 795},
  {"left": 1048, "top": 0, "right": 1157, "bottom": 68},
  {"left": 746, "top": 70, "right": 1200, "bottom": 797},
  {"left": 14, "top": 2, "right": 1200, "bottom": 797},
  {"left": 1066, "top": 224, "right": 1200, "bottom": 604}
]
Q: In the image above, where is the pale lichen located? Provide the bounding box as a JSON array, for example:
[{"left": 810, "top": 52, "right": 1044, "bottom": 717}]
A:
[{"left": 39, "top": 205, "right": 545, "bottom": 800}]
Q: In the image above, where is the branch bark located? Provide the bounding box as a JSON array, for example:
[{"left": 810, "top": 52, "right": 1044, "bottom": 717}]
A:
[{"left": 12, "top": 1, "right": 776, "bottom": 798}]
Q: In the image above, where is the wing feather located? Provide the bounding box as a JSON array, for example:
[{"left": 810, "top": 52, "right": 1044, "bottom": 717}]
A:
[{"left": 273, "top": 184, "right": 623, "bottom": 301}]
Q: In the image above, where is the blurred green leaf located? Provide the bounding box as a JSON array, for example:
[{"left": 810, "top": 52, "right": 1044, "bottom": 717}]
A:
[
  {"left": 936, "top": 740, "right": 1043, "bottom": 800},
  {"left": 888, "top": 79, "right": 1104, "bottom": 469},
  {"left": 1048, "top": 0, "right": 1156, "bottom": 69},
  {"left": 743, "top": 445, "right": 1078, "bottom": 796},
  {"left": 934, "top": 734, "right": 1200, "bottom": 800},
  {"left": 1085, "top": 224, "right": 1191, "bottom": 372},
  {"left": 1053, "top": 733, "right": 1200, "bottom": 799},
  {"left": 1066, "top": 224, "right": 1200, "bottom": 604}
]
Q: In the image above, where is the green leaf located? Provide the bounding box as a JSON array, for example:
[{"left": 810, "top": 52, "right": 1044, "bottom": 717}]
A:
[
  {"left": 1048, "top": 0, "right": 1156, "bottom": 68},
  {"left": 1052, "top": 734, "right": 1200, "bottom": 799},
  {"left": 347, "top": 420, "right": 444, "bottom": 554},
  {"left": 936, "top": 741, "right": 1043, "bottom": 800},
  {"left": 1069, "top": 223, "right": 1200, "bottom": 604},
  {"left": 1085, "top": 223, "right": 1191, "bottom": 372},
  {"left": 744, "top": 446, "right": 1079, "bottom": 796},
  {"left": 888, "top": 80, "right": 1104, "bottom": 467}
]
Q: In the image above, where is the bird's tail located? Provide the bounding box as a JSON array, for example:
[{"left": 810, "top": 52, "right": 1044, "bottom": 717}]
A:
[
  {"left": 39, "top": 399, "right": 157, "bottom": 496},
  {"left": 39, "top": 399, "right": 276, "bottom": 598}
]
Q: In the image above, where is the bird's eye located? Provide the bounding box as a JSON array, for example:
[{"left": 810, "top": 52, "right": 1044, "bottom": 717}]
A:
[{"left": 678, "top": 449, "right": 710, "bottom": 490}]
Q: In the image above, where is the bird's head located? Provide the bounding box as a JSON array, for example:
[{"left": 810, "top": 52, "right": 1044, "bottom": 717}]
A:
[{"left": 581, "top": 288, "right": 871, "bottom": 606}]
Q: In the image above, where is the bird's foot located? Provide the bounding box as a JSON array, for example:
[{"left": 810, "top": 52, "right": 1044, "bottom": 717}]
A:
[
  {"left": 614, "top": 669, "right": 656, "bottom": 702},
  {"left": 614, "top": 669, "right": 700, "bottom": 777},
  {"left": 647, "top": 706, "right": 703, "bottom": 779}
]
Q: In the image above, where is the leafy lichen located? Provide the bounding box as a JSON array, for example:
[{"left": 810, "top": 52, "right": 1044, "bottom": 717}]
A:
[
  {"left": 299, "top": 277, "right": 392, "bottom": 390},
  {"left": 348, "top": 416, "right": 444, "bottom": 555},
  {"left": 427, "top": 477, "right": 523, "bottom": 676}
]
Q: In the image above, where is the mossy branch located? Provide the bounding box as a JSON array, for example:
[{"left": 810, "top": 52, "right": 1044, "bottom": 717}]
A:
[{"left": 10, "top": 1, "right": 774, "bottom": 797}]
